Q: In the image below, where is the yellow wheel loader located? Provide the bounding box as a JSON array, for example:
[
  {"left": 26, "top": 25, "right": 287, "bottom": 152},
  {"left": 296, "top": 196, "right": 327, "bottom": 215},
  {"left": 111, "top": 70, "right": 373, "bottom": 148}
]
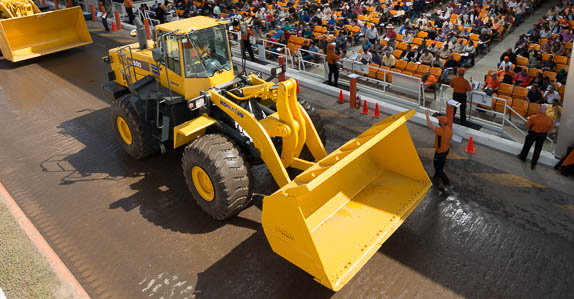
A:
[
  {"left": 0, "top": 0, "right": 92, "bottom": 62},
  {"left": 103, "top": 16, "right": 432, "bottom": 291}
]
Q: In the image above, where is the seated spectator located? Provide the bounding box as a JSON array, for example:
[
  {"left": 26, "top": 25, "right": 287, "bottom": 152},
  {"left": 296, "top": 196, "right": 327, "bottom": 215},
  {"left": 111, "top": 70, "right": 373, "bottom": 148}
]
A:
[
  {"left": 551, "top": 41, "right": 565, "bottom": 56},
  {"left": 556, "top": 69, "right": 567, "bottom": 85},
  {"left": 498, "top": 56, "right": 513, "bottom": 70},
  {"left": 431, "top": 55, "right": 444, "bottom": 68},
  {"left": 439, "top": 44, "right": 451, "bottom": 60},
  {"left": 302, "top": 41, "right": 320, "bottom": 62},
  {"left": 403, "top": 30, "right": 414, "bottom": 43},
  {"left": 531, "top": 72, "right": 544, "bottom": 87},
  {"left": 543, "top": 85, "right": 561, "bottom": 104},
  {"left": 420, "top": 50, "right": 434, "bottom": 65},
  {"left": 500, "top": 48, "right": 517, "bottom": 65},
  {"left": 444, "top": 54, "right": 458, "bottom": 68},
  {"left": 371, "top": 49, "right": 382, "bottom": 65},
  {"left": 541, "top": 53, "right": 555, "bottom": 68},
  {"left": 477, "top": 28, "right": 491, "bottom": 54},
  {"left": 453, "top": 39, "right": 464, "bottom": 53},
  {"left": 359, "top": 49, "right": 372, "bottom": 64},
  {"left": 422, "top": 71, "right": 438, "bottom": 91},
  {"left": 497, "top": 65, "right": 516, "bottom": 84},
  {"left": 526, "top": 84, "right": 543, "bottom": 103},
  {"left": 362, "top": 39, "right": 373, "bottom": 52},
  {"left": 541, "top": 39, "right": 552, "bottom": 53},
  {"left": 381, "top": 50, "right": 396, "bottom": 67},
  {"left": 527, "top": 52, "right": 541, "bottom": 69},
  {"left": 546, "top": 101, "right": 562, "bottom": 133},
  {"left": 460, "top": 41, "right": 475, "bottom": 67},
  {"left": 483, "top": 72, "right": 500, "bottom": 95},
  {"left": 427, "top": 41, "right": 439, "bottom": 55},
  {"left": 514, "top": 68, "right": 530, "bottom": 87}
]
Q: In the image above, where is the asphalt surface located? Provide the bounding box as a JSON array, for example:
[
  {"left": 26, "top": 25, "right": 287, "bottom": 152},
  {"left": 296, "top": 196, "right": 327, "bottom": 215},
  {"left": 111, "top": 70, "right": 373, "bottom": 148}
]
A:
[{"left": 1, "top": 28, "right": 574, "bottom": 299}]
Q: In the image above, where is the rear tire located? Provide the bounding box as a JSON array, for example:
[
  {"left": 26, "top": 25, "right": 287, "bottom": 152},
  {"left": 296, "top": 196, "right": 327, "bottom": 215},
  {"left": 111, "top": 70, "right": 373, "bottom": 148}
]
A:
[
  {"left": 182, "top": 134, "right": 253, "bottom": 220},
  {"left": 111, "top": 95, "right": 157, "bottom": 160}
]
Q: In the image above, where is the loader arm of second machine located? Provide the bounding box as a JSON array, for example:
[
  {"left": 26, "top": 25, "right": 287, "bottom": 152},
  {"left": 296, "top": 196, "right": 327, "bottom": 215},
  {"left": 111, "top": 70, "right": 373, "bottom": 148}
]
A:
[{"left": 208, "top": 77, "right": 327, "bottom": 187}]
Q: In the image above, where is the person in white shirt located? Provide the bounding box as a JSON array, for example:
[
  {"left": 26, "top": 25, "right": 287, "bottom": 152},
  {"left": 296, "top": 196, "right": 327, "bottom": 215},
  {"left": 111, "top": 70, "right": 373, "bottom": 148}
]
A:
[
  {"left": 543, "top": 85, "right": 561, "bottom": 104},
  {"left": 498, "top": 56, "right": 513, "bottom": 70},
  {"left": 359, "top": 50, "right": 372, "bottom": 64}
]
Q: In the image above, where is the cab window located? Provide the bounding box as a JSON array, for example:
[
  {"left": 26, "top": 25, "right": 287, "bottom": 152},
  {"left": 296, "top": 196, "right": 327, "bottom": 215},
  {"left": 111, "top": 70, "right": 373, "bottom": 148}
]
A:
[{"left": 165, "top": 35, "right": 181, "bottom": 75}]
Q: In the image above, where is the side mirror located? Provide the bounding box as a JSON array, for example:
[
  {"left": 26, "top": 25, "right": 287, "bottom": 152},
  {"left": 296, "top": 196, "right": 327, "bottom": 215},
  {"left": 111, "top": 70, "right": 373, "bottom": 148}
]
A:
[{"left": 152, "top": 47, "right": 164, "bottom": 62}]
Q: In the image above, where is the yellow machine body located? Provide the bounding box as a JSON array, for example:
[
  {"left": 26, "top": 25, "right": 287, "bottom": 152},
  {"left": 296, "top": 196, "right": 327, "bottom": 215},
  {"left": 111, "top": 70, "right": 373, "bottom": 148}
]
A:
[
  {"left": 0, "top": 3, "right": 92, "bottom": 62},
  {"left": 260, "top": 109, "right": 431, "bottom": 291},
  {"left": 203, "top": 78, "right": 431, "bottom": 290},
  {"left": 108, "top": 17, "right": 233, "bottom": 99},
  {"left": 106, "top": 16, "right": 431, "bottom": 291}
]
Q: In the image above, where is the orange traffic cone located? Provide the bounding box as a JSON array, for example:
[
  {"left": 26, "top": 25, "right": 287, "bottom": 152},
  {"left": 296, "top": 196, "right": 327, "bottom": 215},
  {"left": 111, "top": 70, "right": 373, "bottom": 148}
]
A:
[
  {"left": 465, "top": 136, "right": 476, "bottom": 154},
  {"left": 296, "top": 80, "right": 301, "bottom": 93},
  {"left": 360, "top": 99, "right": 370, "bottom": 115},
  {"left": 111, "top": 22, "right": 116, "bottom": 31},
  {"left": 372, "top": 102, "right": 381, "bottom": 118},
  {"left": 355, "top": 95, "right": 361, "bottom": 109},
  {"left": 338, "top": 90, "right": 344, "bottom": 104}
]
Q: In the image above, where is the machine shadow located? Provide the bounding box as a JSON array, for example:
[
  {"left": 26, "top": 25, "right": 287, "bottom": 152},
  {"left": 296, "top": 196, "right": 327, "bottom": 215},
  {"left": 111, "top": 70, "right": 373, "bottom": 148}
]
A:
[
  {"left": 194, "top": 230, "right": 335, "bottom": 299},
  {"left": 48, "top": 107, "right": 262, "bottom": 235}
]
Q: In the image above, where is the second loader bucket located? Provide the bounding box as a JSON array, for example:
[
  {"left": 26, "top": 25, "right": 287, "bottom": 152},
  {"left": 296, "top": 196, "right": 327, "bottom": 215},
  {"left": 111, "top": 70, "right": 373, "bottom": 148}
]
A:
[
  {"left": 261, "top": 110, "right": 431, "bottom": 291},
  {"left": 0, "top": 7, "right": 92, "bottom": 62}
]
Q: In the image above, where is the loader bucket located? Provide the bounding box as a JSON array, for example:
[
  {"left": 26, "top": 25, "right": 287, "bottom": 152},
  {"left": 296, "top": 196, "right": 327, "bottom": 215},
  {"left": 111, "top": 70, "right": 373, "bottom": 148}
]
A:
[
  {"left": 262, "top": 110, "right": 431, "bottom": 291},
  {"left": 0, "top": 7, "right": 92, "bottom": 62}
]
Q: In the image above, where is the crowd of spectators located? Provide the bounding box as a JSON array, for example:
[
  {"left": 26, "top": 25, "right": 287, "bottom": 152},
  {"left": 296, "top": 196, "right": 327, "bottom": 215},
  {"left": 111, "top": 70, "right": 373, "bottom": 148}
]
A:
[{"left": 478, "top": 1, "right": 571, "bottom": 139}]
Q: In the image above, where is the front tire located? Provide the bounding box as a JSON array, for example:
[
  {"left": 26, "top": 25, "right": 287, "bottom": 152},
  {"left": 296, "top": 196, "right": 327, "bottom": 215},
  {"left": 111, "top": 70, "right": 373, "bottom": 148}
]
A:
[
  {"left": 182, "top": 134, "right": 253, "bottom": 220},
  {"left": 111, "top": 96, "right": 157, "bottom": 159}
]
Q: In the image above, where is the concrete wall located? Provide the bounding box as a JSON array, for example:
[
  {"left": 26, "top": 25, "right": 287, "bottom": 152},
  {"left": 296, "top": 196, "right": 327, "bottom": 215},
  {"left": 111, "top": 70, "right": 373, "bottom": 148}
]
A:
[{"left": 556, "top": 56, "right": 574, "bottom": 157}]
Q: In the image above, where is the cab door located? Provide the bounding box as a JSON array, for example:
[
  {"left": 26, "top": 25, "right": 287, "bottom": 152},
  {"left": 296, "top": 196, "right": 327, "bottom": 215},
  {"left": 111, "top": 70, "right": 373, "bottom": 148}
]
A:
[{"left": 158, "top": 34, "right": 185, "bottom": 96}]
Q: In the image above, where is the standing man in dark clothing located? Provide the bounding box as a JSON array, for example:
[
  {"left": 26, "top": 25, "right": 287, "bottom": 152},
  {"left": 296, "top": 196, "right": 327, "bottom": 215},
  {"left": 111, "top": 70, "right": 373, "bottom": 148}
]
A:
[
  {"left": 426, "top": 110, "right": 452, "bottom": 187},
  {"left": 518, "top": 105, "right": 554, "bottom": 169},
  {"left": 98, "top": 1, "right": 109, "bottom": 32},
  {"left": 155, "top": 3, "right": 167, "bottom": 24},
  {"left": 326, "top": 43, "right": 339, "bottom": 87},
  {"left": 449, "top": 68, "right": 472, "bottom": 126},
  {"left": 240, "top": 21, "right": 255, "bottom": 61},
  {"left": 124, "top": 0, "right": 135, "bottom": 24}
]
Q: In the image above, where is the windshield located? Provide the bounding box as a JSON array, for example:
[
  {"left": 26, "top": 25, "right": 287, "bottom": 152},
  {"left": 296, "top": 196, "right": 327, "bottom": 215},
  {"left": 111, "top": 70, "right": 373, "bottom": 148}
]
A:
[{"left": 182, "top": 24, "right": 232, "bottom": 78}]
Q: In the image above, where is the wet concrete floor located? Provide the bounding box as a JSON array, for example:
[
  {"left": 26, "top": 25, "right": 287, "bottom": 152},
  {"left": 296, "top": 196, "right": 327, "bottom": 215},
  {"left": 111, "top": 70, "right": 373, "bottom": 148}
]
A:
[{"left": 1, "top": 29, "right": 574, "bottom": 298}]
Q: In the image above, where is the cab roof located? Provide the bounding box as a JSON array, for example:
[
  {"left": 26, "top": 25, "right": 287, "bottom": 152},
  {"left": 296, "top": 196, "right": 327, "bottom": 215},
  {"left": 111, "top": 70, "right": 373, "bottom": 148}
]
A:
[{"left": 155, "top": 16, "right": 227, "bottom": 34}]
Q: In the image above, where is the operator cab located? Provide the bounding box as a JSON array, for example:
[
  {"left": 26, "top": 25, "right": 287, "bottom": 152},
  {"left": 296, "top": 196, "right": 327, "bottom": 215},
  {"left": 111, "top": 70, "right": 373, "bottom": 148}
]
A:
[{"left": 153, "top": 16, "right": 235, "bottom": 98}]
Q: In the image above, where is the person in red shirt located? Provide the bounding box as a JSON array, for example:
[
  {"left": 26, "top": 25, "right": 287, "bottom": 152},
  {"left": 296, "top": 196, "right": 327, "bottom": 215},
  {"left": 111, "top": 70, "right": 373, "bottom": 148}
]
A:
[
  {"left": 483, "top": 72, "right": 500, "bottom": 94},
  {"left": 426, "top": 110, "right": 452, "bottom": 187},
  {"left": 518, "top": 104, "right": 554, "bottom": 169}
]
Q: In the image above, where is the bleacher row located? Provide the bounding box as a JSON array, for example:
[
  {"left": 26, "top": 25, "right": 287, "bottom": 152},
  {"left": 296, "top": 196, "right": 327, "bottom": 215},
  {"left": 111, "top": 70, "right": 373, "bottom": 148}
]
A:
[{"left": 477, "top": 36, "right": 572, "bottom": 118}]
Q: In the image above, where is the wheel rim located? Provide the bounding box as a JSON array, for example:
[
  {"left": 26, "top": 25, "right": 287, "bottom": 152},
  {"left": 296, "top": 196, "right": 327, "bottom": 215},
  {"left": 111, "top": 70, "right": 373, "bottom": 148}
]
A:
[
  {"left": 192, "top": 166, "right": 215, "bottom": 201},
  {"left": 116, "top": 116, "right": 133, "bottom": 145}
]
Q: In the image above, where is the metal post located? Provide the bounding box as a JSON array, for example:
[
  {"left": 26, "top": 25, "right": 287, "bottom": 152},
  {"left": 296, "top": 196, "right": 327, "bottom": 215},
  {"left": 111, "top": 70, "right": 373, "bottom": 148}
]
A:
[
  {"left": 446, "top": 104, "right": 455, "bottom": 129},
  {"left": 349, "top": 74, "right": 360, "bottom": 109},
  {"left": 41, "top": 0, "right": 46, "bottom": 5},
  {"left": 278, "top": 55, "right": 286, "bottom": 82},
  {"left": 54, "top": 0, "right": 59, "bottom": 9},
  {"left": 143, "top": 18, "right": 151, "bottom": 39},
  {"left": 115, "top": 10, "right": 122, "bottom": 30},
  {"left": 90, "top": 4, "right": 96, "bottom": 22}
]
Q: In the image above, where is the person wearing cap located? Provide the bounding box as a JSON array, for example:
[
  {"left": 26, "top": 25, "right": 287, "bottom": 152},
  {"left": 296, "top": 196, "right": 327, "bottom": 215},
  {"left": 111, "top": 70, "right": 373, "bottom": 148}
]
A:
[
  {"left": 326, "top": 43, "right": 339, "bottom": 87},
  {"left": 498, "top": 56, "right": 513, "bottom": 70},
  {"left": 518, "top": 105, "right": 554, "bottom": 169},
  {"left": 450, "top": 68, "right": 471, "bottom": 126},
  {"left": 543, "top": 85, "right": 560, "bottom": 104},
  {"left": 499, "top": 48, "right": 517, "bottom": 64},
  {"left": 425, "top": 110, "right": 452, "bottom": 187},
  {"left": 483, "top": 72, "right": 500, "bottom": 95}
]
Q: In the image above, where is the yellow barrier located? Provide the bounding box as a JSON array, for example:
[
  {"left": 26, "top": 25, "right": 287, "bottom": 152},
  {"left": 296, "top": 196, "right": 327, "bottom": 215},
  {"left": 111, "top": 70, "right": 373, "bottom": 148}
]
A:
[
  {"left": 262, "top": 110, "right": 431, "bottom": 291},
  {"left": 0, "top": 7, "right": 92, "bottom": 62}
]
